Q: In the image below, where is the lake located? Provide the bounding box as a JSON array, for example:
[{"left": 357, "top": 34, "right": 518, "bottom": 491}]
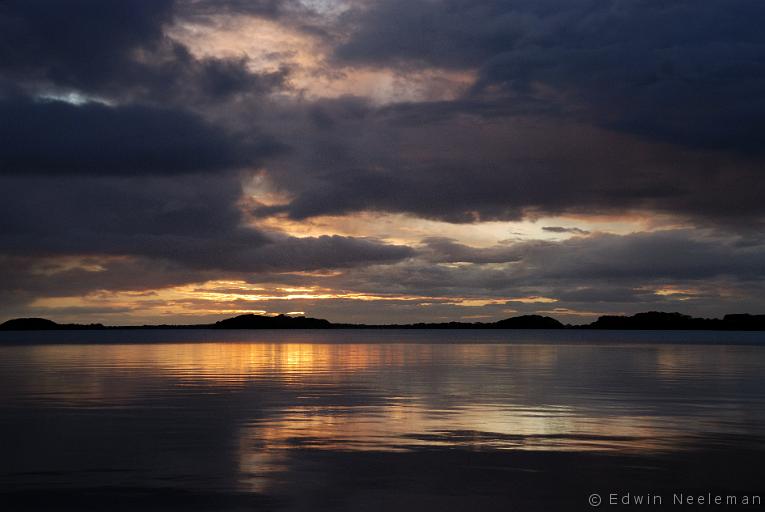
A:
[{"left": 0, "top": 330, "right": 763, "bottom": 511}]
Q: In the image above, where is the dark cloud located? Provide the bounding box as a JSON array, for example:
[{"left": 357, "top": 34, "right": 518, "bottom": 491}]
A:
[
  {"left": 180, "top": 0, "right": 287, "bottom": 18},
  {"left": 0, "top": 229, "right": 414, "bottom": 310},
  {"left": 0, "top": 173, "right": 412, "bottom": 278},
  {"left": 256, "top": 98, "right": 765, "bottom": 224},
  {"left": 0, "top": 0, "right": 287, "bottom": 103},
  {"left": 325, "top": 229, "right": 765, "bottom": 299},
  {"left": 512, "top": 230, "right": 765, "bottom": 282},
  {"left": 335, "top": 0, "right": 526, "bottom": 69},
  {"left": 0, "top": 0, "right": 174, "bottom": 82},
  {"left": 0, "top": 173, "right": 257, "bottom": 276},
  {"left": 335, "top": 0, "right": 765, "bottom": 153},
  {"left": 245, "top": 234, "right": 414, "bottom": 272},
  {"left": 0, "top": 174, "right": 243, "bottom": 242},
  {"left": 0, "top": 255, "right": 216, "bottom": 310},
  {"left": 415, "top": 230, "right": 765, "bottom": 284},
  {"left": 306, "top": 229, "right": 765, "bottom": 320},
  {"left": 420, "top": 237, "right": 521, "bottom": 264},
  {"left": 0, "top": 97, "right": 279, "bottom": 175}
]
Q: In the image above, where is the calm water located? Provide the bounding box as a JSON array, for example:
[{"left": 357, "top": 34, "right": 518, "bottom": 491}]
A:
[{"left": 1, "top": 330, "right": 764, "bottom": 511}]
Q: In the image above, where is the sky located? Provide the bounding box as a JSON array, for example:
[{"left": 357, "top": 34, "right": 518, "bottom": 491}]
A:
[{"left": 1, "top": 0, "right": 764, "bottom": 325}]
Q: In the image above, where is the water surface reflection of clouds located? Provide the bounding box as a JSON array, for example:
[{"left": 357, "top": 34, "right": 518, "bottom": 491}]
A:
[
  {"left": 3, "top": 342, "right": 763, "bottom": 452},
  {"left": 1, "top": 337, "right": 764, "bottom": 508}
]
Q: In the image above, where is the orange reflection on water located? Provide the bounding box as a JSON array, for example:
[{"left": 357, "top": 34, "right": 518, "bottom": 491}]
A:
[
  {"left": 8, "top": 342, "right": 755, "bottom": 470},
  {"left": 17, "top": 342, "right": 409, "bottom": 388},
  {"left": 18, "top": 342, "right": 556, "bottom": 388}
]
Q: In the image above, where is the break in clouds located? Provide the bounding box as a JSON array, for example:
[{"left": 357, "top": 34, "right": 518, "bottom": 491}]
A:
[{"left": 1, "top": 0, "right": 764, "bottom": 323}]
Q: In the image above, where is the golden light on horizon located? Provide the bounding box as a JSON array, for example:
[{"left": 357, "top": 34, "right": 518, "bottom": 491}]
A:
[
  {"left": 653, "top": 286, "right": 700, "bottom": 300},
  {"left": 25, "top": 279, "right": 532, "bottom": 324},
  {"left": 248, "top": 204, "right": 677, "bottom": 249},
  {"left": 508, "top": 296, "right": 559, "bottom": 304}
]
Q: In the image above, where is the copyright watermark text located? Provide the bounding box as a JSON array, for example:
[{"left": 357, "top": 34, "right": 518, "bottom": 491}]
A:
[{"left": 587, "top": 492, "right": 761, "bottom": 507}]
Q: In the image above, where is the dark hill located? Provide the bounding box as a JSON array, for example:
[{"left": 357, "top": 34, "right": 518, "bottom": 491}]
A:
[
  {"left": 588, "top": 312, "right": 704, "bottom": 329},
  {"left": 722, "top": 314, "right": 765, "bottom": 330},
  {"left": 0, "top": 318, "right": 60, "bottom": 330},
  {"left": 213, "top": 314, "right": 332, "bottom": 329},
  {"left": 494, "top": 315, "right": 564, "bottom": 329},
  {"left": 586, "top": 311, "right": 765, "bottom": 330},
  {"left": 0, "top": 318, "right": 106, "bottom": 331}
]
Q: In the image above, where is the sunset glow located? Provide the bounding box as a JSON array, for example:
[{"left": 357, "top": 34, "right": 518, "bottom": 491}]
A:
[
  {"left": 2, "top": 3, "right": 765, "bottom": 512},
  {"left": 1, "top": 0, "right": 763, "bottom": 325}
]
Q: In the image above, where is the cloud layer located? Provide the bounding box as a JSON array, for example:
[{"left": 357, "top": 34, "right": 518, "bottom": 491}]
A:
[{"left": 1, "top": 0, "right": 763, "bottom": 323}]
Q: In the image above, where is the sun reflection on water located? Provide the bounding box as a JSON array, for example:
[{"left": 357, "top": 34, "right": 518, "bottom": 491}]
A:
[{"left": 3, "top": 340, "right": 763, "bottom": 494}]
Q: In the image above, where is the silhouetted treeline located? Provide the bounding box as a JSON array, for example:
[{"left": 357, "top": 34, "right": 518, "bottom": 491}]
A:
[
  {"left": 0, "top": 318, "right": 106, "bottom": 330},
  {"left": 337, "top": 314, "right": 565, "bottom": 330},
  {"left": 1, "top": 311, "right": 764, "bottom": 331},
  {"left": 584, "top": 311, "right": 765, "bottom": 330},
  {"left": 213, "top": 314, "right": 332, "bottom": 329}
]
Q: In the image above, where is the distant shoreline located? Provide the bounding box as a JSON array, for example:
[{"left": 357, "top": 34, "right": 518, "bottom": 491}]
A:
[{"left": 2, "top": 311, "right": 764, "bottom": 331}]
